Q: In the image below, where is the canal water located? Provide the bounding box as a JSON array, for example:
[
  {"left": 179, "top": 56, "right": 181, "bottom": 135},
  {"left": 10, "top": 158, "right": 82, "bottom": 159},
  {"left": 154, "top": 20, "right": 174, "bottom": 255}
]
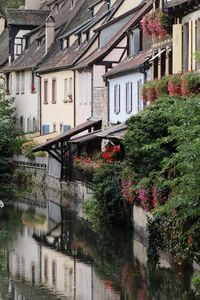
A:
[{"left": 0, "top": 185, "right": 199, "bottom": 300}]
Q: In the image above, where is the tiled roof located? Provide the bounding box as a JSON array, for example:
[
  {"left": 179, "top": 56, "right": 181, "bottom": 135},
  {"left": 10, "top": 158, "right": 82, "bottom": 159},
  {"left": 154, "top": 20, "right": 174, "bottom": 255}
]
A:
[
  {"left": 104, "top": 48, "right": 153, "bottom": 78},
  {"left": 73, "top": 0, "right": 153, "bottom": 70},
  {"left": 6, "top": 9, "right": 50, "bottom": 26},
  {"left": 36, "top": 0, "right": 108, "bottom": 72},
  {"left": 95, "top": 124, "right": 127, "bottom": 138},
  {"left": 4, "top": 37, "right": 46, "bottom": 72},
  {"left": 0, "top": 29, "right": 9, "bottom": 68},
  {"left": 3, "top": 0, "right": 86, "bottom": 72}
]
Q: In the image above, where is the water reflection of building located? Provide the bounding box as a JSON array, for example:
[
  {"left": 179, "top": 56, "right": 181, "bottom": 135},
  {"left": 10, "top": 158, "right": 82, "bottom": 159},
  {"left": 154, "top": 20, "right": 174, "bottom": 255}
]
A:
[{"left": 9, "top": 200, "right": 120, "bottom": 300}]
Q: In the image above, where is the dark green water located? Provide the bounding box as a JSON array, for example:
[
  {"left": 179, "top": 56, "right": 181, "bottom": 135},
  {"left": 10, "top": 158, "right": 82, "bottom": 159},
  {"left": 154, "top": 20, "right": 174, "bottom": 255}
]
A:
[{"left": 0, "top": 186, "right": 199, "bottom": 300}]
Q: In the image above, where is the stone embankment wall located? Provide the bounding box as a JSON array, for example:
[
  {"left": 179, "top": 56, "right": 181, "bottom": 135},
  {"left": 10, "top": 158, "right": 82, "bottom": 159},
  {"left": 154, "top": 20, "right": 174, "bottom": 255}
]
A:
[{"left": 13, "top": 155, "right": 94, "bottom": 203}]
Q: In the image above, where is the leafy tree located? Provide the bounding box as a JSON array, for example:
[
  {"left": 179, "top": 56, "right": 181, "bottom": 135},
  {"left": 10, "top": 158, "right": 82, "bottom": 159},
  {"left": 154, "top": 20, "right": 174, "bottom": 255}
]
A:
[
  {"left": 84, "top": 163, "right": 131, "bottom": 228},
  {"left": 0, "top": 96, "right": 16, "bottom": 181},
  {"left": 124, "top": 95, "right": 200, "bottom": 264}
]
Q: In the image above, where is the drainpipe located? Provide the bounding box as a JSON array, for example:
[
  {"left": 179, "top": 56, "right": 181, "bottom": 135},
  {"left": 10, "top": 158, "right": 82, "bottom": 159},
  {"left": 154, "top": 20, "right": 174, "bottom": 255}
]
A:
[
  {"left": 107, "top": 78, "right": 110, "bottom": 126},
  {"left": 73, "top": 70, "right": 76, "bottom": 127},
  {"left": 36, "top": 72, "right": 42, "bottom": 135}
]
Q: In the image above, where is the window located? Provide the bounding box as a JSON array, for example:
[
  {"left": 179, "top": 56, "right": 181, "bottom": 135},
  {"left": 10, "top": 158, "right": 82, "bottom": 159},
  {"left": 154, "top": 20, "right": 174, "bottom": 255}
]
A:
[
  {"left": 33, "top": 117, "right": 38, "bottom": 131},
  {"left": 63, "top": 125, "right": 71, "bottom": 132},
  {"left": 137, "top": 79, "right": 142, "bottom": 112},
  {"left": 114, "top": 84, "right": 120, "bottom": 114},
  {"left": 52, "top": 260, "right": 57, "bottom": 287},
  {"left": 44, "top": 80, "right": 48, "bottom": 103},
  {"left": 42, "top": 125, "right": 50, "bottom": 135},
  {"left": 69, "top": 77, "right": 72, "bottom": 96},
  {"left": 70, "top": 0, "right": 74, "bottom": 9},
  {"left": 27, "top": 117, "right": 32, "bottom": 132},
  {"left": 126, "top": 82, "right": 132, "bottom": 114},
  {"left": 53, "top": 122, "right": 57, "bottom": 132},
  {"left": 44, "top": 257, "right": 48, "bottom": 283},
  {"left": 20, "top": 116, "right": 24, "bottom": 131},
  {"left": 64, "top": 78, "right": 68, "bottom": 101},
  {"left": 60, "top": 122, "right": 63, "bottom": 132},
  {"left": 78, "top": 34, "right": 82, "bottom": 46},
  {"left": 16, "top": 72, "right": 20, "bottom": 94},
  {"left": 130, "top": 28, "right": 141, "bottom": 56},
  {"left": 21, "top": 71, "right": 25, "bottom": 94},
  {"left": 64, "top": 78, "right": 73, "bottom": 103},
  {"left": 52, "top": 78, "right": 57, "bottom": 103}
]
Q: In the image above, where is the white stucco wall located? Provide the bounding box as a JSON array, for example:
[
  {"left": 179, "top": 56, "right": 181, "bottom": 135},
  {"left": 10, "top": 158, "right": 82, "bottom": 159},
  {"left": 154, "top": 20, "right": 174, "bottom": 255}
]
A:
[
  {"left": 41, "top": 69, "right": 74, "bottom": 133},
  {"left": 10, "top": 69, "right": 39, "bottom": 132},
  {"left": 9, "top": 226, "right": 41, "bottom": 283},
  {"left": 108, "top": 72, "right": 144, "bottom": 124}
]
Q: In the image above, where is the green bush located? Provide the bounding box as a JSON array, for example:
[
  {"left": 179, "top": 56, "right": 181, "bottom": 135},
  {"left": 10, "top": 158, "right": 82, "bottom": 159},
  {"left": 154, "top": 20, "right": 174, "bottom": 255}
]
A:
[
  {"left": 84, "top": 162, "right": 131, "bottom": 228},
  {"left": 12, "top": 137, "right": 30, "bottom": 155},
  {"left": 124, "top": 95, "right": 200, "bottom": 264},
  {"left": 21, "top": 140, "right": 44, "bottom": 160}
]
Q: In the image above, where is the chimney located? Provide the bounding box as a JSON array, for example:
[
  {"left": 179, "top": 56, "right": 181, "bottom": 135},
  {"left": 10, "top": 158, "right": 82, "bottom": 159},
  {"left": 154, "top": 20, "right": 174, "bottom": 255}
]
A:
[
  {"left": 0, "top": 15, "right": 5, "bottom": 36},
  {"left": 45, "top": 15, "right": 55, "bottom": 54},
  {"left": 25, "top": 0, "right": 41, "bottom": 9}
]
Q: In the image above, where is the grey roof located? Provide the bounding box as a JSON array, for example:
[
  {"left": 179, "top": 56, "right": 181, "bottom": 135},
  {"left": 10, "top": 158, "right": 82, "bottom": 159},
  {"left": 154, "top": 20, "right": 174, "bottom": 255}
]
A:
[
  {"left": 104, "top": 48, "right": 152, "bottom": 78},
  {"left": 4, "top": 38, "right": 46, "bottom": 72},
  {"left": 6, "top": 9, "right": 50, "bottom": 26},
  {"left": 36, "top": 0, "right": 107, "bottom": 72},
  {"left": 73, "top": 0, "right": 153, "bottom": 70},
  {"left": 95, "top": 124, "right": 127, "bottom": 138},
  {"left": 0, "top": 29, "right": 9, "bottom": 68}
]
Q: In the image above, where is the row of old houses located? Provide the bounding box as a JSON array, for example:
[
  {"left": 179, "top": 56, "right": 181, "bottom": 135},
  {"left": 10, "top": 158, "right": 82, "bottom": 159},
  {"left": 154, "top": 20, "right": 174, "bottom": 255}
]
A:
[{"left": 0, "top": 0, "right": 200, "bottom": 180}]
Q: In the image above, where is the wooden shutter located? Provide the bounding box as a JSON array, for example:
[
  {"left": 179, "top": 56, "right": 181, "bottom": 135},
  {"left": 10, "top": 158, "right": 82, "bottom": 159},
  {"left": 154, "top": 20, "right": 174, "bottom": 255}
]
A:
[
  {"left": 183, "top": 23, "right": 189, "bottom": 72},
  {"left": 173, "top": 24, "right": 183, "bottom": 74}
]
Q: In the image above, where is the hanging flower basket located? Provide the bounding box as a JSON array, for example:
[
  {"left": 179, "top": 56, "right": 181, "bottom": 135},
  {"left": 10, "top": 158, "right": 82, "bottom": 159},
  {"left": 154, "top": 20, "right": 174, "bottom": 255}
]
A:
[{"left": 142, "top": 10, "right": 171, "bottom": 38}]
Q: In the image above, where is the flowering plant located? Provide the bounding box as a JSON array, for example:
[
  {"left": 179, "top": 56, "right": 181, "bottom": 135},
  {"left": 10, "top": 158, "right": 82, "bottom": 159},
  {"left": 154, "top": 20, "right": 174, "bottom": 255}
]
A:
[
  {"left": 101, "top": 144, "right": 121, "bottom": 162},
  {"left": 142, "top": 10, "right": 171, "bottom": 37},
  {"left": 181, "top": 72, "right": 200, "bottom": 97},
  {"left": 142, "top": 81, "right": 156, "bottom": 103},
  {"left": 168, "top": 74, "right": 182, "bottom": 96},
  {"left": 137, "top": 186, "right": 169, "bottom": 211},
  {"left": 73, "top": 156, "right": 102, "bottom": 172},
  {"left": 121, "top": 176, "right": 134, "bottom": 204}
]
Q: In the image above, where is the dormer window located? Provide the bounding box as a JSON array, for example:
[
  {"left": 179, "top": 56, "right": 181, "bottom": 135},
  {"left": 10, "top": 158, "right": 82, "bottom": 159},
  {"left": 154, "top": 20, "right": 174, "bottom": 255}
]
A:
[
  {"left": 66, "top": 37, "right": 70, "bottom": 48},
  {"left": 86, "top": 31, "right": 90, "bottom": 42},
  {"left": 78, "top": 34, "right": 82, "bottom": 46},
  {"left": 60, "top": 40, "right": 64, "bottom": 50},
  {"left": 55, "top": 3, "right": 60, "bottom": 13},
  {"left": 70, "top": 0, "right": 74, "bottom": 9},
  {"left": 105, "top": 0, "right": 111, "bottom": 10},
  {"left": 129, "top": 28, "right": 141, "bottom": 56},
  {"left": 37, "top": 38, "right": 42, "bottom": 48}
]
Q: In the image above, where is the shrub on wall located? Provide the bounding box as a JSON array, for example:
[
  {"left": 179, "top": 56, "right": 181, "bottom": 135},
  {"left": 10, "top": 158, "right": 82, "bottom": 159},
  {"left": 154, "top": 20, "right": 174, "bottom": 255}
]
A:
[
  {"left": 84, "top": 162, "right": 131, "bottom": 228},
  {"left": 124, "top": 95, "right": 200, "bottom": 265}
]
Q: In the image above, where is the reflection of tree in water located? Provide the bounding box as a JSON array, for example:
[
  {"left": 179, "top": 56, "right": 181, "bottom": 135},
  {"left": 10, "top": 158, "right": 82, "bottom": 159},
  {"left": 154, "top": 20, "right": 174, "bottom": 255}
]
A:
[
  {"left": 67, "top": 208, "right": 199, "bottom": 300},
  {"left": 0, "top": 206, "right": 23, "bottom": 299}
]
